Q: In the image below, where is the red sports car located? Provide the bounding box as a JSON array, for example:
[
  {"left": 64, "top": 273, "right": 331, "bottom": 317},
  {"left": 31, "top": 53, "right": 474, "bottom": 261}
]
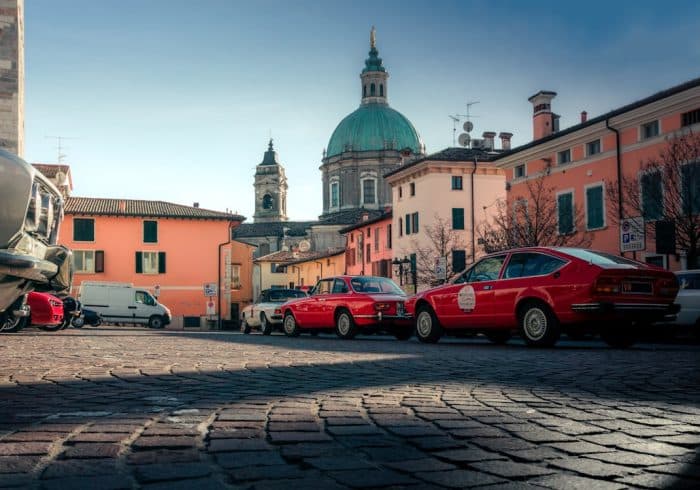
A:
[
  {"left": 278, "top": 275, "right": 412, "bottom": 339},
  {"left": 26, "top": 291, "right": 64, "bottom": 331},
  {"left": 406, "top": 247, "right": 679, "bottom": 348}
]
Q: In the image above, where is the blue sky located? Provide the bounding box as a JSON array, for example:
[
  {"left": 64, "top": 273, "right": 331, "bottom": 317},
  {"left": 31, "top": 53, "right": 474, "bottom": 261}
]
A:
[{"left": 25, "top": 0, "right": 700, "bottom": 221}]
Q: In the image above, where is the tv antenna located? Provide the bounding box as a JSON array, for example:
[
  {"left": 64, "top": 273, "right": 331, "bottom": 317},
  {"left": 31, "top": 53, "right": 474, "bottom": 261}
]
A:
[
  {"left": 45, "top": 135, "right": 78, "bottom": 164},
  {"left": 456, "top": 100, "right": 480, "bottom": 148},
  {"left": 449, "top": 115, "right": 460, "bottom": 146}
]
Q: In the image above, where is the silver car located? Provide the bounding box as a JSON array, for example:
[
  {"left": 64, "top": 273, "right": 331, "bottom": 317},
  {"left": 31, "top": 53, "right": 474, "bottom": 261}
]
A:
[
  {"left": 674, "top": 270, "right": 700, "bottom": 334},
  {"left": 0, "top": 150, "right": 73, "bottom": 332}
]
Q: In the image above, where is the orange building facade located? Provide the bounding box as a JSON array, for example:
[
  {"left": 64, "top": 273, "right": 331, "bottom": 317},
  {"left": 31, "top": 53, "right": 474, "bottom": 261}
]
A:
[
  {"left": 494, "top": 78, "right": 700, "bottom": 270},
  {"left": 60, "top": 197, "right": 245, "bottom": 328},
  {"left": 341, "top": 211, "right": 393, "bottom": 278}
]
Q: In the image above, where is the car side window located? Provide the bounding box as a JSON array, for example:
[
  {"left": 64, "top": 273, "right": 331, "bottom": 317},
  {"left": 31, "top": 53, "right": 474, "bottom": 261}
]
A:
[
  {"left": 678, "top": 273, "right": 700, "bottom": 290},
  {"left": 332, "top": 279, "right": 349, "bottom": 294},
  {"left": 135, "top": 291, "right": 146, "bottom": 303},
  {"left": 505, "top": 253, "right": 566, "bottom": 279},
  {"left": 504, "top": 253, "right": 528, "bottom": 279},
  {"left": 314, "top": 280, "right": 333, "bottom": 295},
  {"left": 465, "top": 255, "right": 506, "bottom": 282}
]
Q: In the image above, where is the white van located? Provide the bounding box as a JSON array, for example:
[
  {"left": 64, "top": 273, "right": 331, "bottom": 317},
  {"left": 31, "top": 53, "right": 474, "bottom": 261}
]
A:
[{"left": 78, "top": 281, "right": 171, "bottom": 328}]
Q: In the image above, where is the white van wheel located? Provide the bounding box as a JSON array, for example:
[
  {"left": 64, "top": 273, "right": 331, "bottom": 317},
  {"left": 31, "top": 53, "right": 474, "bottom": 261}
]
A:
[{"left": 149, "top": 316, "right": 164, "bottom": 329}]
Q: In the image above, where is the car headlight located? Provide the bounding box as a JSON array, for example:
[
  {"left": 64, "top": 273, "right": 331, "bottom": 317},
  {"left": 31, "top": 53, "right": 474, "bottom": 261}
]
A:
[
  {"left": 37, "top": 192, "right": 55, "bottom": 238},
  {"left": 24, "top": 183, "right": 41, "bottom": 232}
]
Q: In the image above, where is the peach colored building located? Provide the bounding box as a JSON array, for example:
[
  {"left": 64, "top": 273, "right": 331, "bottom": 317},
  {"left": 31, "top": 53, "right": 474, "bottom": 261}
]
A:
[
  {"left": 340, "top": 210, "right": 393, "bottom": 277},
  {"left": 228, "top": 239, "right": 256, "bottom": 327},
  {"left": 384, "top": 148, "right": 506, "bottom": 292},
  {"left": 493, "top": 77, "right": 700, "bottom": 270},
  {"left": 61, "top": 197, "right": 245, "bottom": 328}
]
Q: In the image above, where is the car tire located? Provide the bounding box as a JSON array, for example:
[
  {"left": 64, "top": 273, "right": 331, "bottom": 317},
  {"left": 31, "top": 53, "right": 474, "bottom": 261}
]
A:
[
  {"left": 601, "top": 325, "right": 637, "bottom": 349},
  {"left": 518, "top": 301, "right": 560, "bottom": 347},
  {"left": 72, "top": 316, "right": 85, "bottom": 328},
  {"left": 94, "top": 319, "right": 102, "bottom": 327},
  {"left": 0, "top": 315, "right": 25, "bottom": 333},
  {"left": 241, "top": 318, "right": 251, "bottom": 334},
  {"left": 283, "top": 311, "right": 300, "bottom": 337},
  {"left": 484, "top": 330, "right": 511, "bottom": 345},
  {"left": 335, "top": 309, "right": 358, "bottom": 339},
  {"left": 415, "top": 305, "right": 443, "bottom": 343},
  {"left": 148, "top": 316, "right": 164, "bottom": 329},
  {"left": 260, "top": 314, "right": 272, "bottom": 336}
]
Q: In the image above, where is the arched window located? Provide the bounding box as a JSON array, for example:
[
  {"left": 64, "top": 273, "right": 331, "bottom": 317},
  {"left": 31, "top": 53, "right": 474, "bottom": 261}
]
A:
[
  {"left": 370, "top": 83, "right": 376, "bottom": 96},
  {"left": 262, "top": 194, "right": 273, "bottom": 210},
  {"left": 380, "top": 84, "right": 384, "bottom": 97},
  {"left": 363, "top": 85, "right": 367, "bottom": 97}
]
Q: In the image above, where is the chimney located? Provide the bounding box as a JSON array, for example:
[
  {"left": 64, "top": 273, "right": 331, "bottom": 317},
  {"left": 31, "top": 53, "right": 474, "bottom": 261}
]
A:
[
  {"left": 193, "top": 202, "right": 199, "bottom": 208},
  {"left": 528, "top": 90, "right": 557, "bottom": 140},
  {"left": 580, "top": 111, "right": 588, "bottom": 123},
  {"left": 498, "top": 132, "right": 513, "bottom": 151},
  {"left": 118, "top": 200, "right": 126, "bottom": 213},
  {"left": 482, "top": 131, "right": 496, "bottom": 150}
]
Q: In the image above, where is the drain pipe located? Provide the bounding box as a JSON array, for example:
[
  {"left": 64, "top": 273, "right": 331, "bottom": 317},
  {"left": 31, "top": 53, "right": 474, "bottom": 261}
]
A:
[
  {"left": 217, "top": 222, "right": 234, "bottom": 329},
  {"left": 471, "top": 156, "right": 478, "bottom": 263},
  {"left": 605, "top": 118, "right": 624, "bottom": 255}
]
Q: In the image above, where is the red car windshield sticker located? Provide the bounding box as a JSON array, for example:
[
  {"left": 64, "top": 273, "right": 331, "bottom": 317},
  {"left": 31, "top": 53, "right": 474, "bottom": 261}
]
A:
[{"left": 457, "top": 285, "right": 476, "bottom": 311}]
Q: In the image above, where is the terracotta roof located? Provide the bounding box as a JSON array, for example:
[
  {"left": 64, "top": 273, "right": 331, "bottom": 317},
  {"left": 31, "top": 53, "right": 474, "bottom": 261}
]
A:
[
  {"left": 255, "top": 247, "right": 345, "bottom": 264},
  {"left": 318, "top": 208, "right": 385, "bottom": 225},
  {"left": 383, "top": 147, "right": 499, "bottom": 178},
  {"left": 233, "top": 221, "right": 316, "bottom": 239},
  {"left": 65, "top": 197, "right": 245, "bottom": 221},
  {"left": 32, "top": 163, "right": 71, "bottom": 178},
  {"left": 338, "top": 210, "right": 392, "bottom": 234}
]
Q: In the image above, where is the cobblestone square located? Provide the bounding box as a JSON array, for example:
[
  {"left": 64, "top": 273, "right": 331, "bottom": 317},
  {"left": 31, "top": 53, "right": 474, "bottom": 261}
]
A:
[{"left": 0, "top": 328, "right": 698, "bottom": 489}]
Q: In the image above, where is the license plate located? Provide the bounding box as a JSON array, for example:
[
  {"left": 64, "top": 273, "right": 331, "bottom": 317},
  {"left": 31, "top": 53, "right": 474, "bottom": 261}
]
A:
[{"left": 622, "top": 281, "right": 652, "bottom": 294}]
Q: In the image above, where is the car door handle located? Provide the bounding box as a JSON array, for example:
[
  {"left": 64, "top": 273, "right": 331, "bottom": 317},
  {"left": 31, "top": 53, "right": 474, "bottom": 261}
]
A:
[
  {"left": 482, "top": 285, "right": 493, "bottom": 290},
  {"left": 128, "top": 306, "right": 137, "bottom": 309}
]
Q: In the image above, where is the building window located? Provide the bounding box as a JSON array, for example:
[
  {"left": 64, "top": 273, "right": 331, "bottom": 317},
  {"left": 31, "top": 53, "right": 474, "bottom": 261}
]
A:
[
  {"left": 370, "top": 83, "right": 376, "bottom": 96},
  {"left": 366, "top": 244, "right": 371, "bottom": 263},
  {"left": 380, "top": 84, "right": 384, "bottom": 97},
  {"left": 73, "top": 218, "right": 94, "bottom": 242},
  {"left": 681, "top": 161, "right": 700, "bottom": 215},
  {"left": 557, "top": 192, "right": 574, "bottom": 235},
  {"left": 585, "top": 184, "right": 605, "bottom": 230},
  {"left": 641, "top": 170, "right": 663, "bottom": 220},
  {"left": 514, "top": 164, "right": 526, "bottom": 179},
  {"left": 387, "top": 224, "right": 392, "bottom": 249},
  {"left": 363, "top": 85, "right": 367, "bottom": 97},
  {"left": 452, "top": 208, "right": 465, "bottom": 230},
  {"left": 362, "top": 178, "right": 376, "bottom": 205},
  {"left": 398, "top": 186, "right": 403, "bottom": 198},
  {"left": 451, "top": 176, "right": 463, "bottom": 190},
  {"left": 410, "top": 182, "right": 415, "bottom": 196},
  {"left": 557, "top": 149, "right": 571, "bottom": 165},
  {"left": 262, "top": 194, "right": 274, "bottom": 210},
  {"left": 452, "top": 250, "right": 466, "bottom": 274},
  {"left": 231, "top": 264, "right": 241, "bottom": 289},
  {"left": 682, "top": 108, "right": 700, "bottom": 127},
  {"left": 398, "top": 218, "right": 403, "bottom": 237},
  {"left": 641, "top": 120, "right": 659, "bottom": 140},
  {"left": 136, "top": 251, "right": 166, "bottom": 274},
  {"left": 144, "top": 220, "right": 158, "bottom": 243},
  {"left": 586, "top": 139, "right": 601, "bottom": 156},
  {"left": 412, "top": 212, "right": 419, "bottom": 234},
  {"left": 405, "top": 214, "right": 411, "bottom": 235},
  {"left": 350, "top": 233, "right": 354, "bottom": 243},
  {"left": 270, "top": 263, "right": 285, "bottom": 274},
  {"left": 330, "top": 181, "right": 339, "bottom": 208},
  {"left": 374, "top": 227, "right": 379, "bottom": 251},
  {"left": 74, "top": 250, "right": 104, "bottom": 274}
]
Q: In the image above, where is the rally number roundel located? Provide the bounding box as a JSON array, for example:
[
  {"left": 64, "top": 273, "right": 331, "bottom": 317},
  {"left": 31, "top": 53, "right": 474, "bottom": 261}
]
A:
[{"left": 457, "top": 285, "right": 476, "bottom": 311}]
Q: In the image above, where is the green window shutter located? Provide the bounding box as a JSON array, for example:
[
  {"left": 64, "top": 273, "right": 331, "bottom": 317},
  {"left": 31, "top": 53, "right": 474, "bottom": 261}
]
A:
[
  {"left": 73, "top": 218, "right": 95, "bottom": 241},
  {"left": 682, "top": 162, "right": 700, "bottom": 214},
  {"left": 158, "top": 252, "right": 166, "bottom": 273},
  {"left": 558, "top": 193, "right": 573, "bottom": 234},
  {"left": 405, "top": 214, "right": 411, "bottom": 235},
  {"left": 452, "top": 208, "right": 465, "bottom": 230},
  {"left": 586, "top": 186, "right": 604, "bottom": 229},
  {"left": 95, "top": 250, "right": 105, "bottom": 273},
  {"left": 642, "top": 172, "right": 663, "bottom": 220},
  {"left": 412, "top": 212, "right": 419, "bottom": 233},
  {"left": 135, "top": 252, "right": 143, "bottom": 273},
  {"left": 144, "top": 221, "right": 158, "bottom": 243}
]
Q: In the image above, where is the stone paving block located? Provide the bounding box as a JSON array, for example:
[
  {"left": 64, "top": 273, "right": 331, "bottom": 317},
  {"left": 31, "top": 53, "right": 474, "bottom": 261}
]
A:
[
  {"left": 61, "top": 443, "right": 122, "bottom": 459},
  {"left": 581, "top": 432, "right": 645, "bottom": 447},
  {"left": 548, "top": 457, "right": 636, "bottom": 478},
  {"left": 325, "top": 425, "right": 383, "bottom": 436},
  {"left": 409, "top": 436, "right": 463, "bottom": 450},
  {"left": 433, "top": 447, "right": 506, "bottom": 463},
  {"left": 503, "top": 447, "right": 567, "bottom": 462},
  {"left": 326, "top": 468, "right": 418, "bottom": 487},
  {"left": 208, "top": 438, "right": 272, "bottom": 452},
  {"left": 386, "top": 425, "right": 445, "bottom": 437},
  {"left": 42, "top": 459, "right": 120, "bottom": 479},
  {"left": 470, "top": 460, "right": 555, "bottom": 478},
  {"left": 38, "top": 474, "right": 133, "bottom": 490},
  {"left": 280, "top": 443, "right": 346, "bottom": 459},
  {"left": 360, "top": 445, "right": 427, "bottom": 462},
  {"left": 618, "top": 441, "right": 691, "bottom": 457},
  {"left": 510, "top": 429, "right": 575, "bottom": 443},
  {"left": 383, "top": 458, "right": 456, "bottom": 472},
  {"left": 209, "top": 428, "right": 264, "bottom": 439},
  {"left": 415, "top": 469, "right": 505, "bottom": 488},
  {"left": 267, "top": 422, "right": 321, "bottom": 432},
  {"left": 0, "top": 456, "right": 41, "bottom": 474},
  {"left": 228, "top": 464, "right": 312, "bottom": 481},
  {"left": 0, "top": 442, "right": 51, "bottom": 456},
  {"left": 546, "top": 441, "right": 615, "bottom": 454},
  {"left": 126, "top": 449, "right": 201, "bottom": 464},
  {"left": 617, "top": 472, "right": 699, "bottom": 489},
  {"left": 133, "top": 462, "right": 212, "bottom": 483},
  {"left": 469, "top": 436, "right": 535, "bottom": 452},
  {"left": 70, "top": 432, "right": 130, "bottom": 443},
  {"left": 141, "top": 477, "right": 231, "bottom": 490},
  {"left": 215, "top": 450, "right": 286, "bottom": 469},
  {"left": 1, "top": 431, "right": 61, "bottom": 442},
  {"left": 132, "top": 436, "right": 199, "bottom": 450},
  {"left": 305, "top": 456, "right": 375, "bottom": 470},
  {"left": 529, "top": 473, "right": 627, "bottom": 489},
  {"left": 584, "top": 450, "right": 675, "bottom": 466},
  {"left": 269, "top": 431, "right": 332, "bottom": 443},
  {"left": 248, "top": 477, "right": 349, "bottom": 490}
]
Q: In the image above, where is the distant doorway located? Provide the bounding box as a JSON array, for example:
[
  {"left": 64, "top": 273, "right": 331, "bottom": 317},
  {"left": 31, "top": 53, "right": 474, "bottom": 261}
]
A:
[{"left": 228, "top": 303, "right": 240, "bottom": 329}]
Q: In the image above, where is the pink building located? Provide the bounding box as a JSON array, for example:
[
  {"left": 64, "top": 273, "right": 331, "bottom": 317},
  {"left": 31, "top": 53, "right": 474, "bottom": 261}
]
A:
[
  {"left": 60, "top": 197, "right": 245, "bottom": 328},
  {"left": 493, "top": 77, "right": 700, "bottom": 270},
  {"left": 340, "top": 210, "right": 393, "bottom": 277}
]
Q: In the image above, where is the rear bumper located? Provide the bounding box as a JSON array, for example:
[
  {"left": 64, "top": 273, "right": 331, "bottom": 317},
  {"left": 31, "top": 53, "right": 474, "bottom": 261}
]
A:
[
  {"left": 570, "top": 302, "right": 680, "bottom": 320},
  {"left": 354, "top": 313, "right": 413, "bottom": 325}
]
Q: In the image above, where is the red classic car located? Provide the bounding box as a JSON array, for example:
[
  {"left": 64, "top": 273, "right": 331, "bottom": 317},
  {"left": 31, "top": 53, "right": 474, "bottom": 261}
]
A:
[
  {"left": 26, "top": 291, "right": 64, "bottom": 331},
  {"left": 406, "top": 247, "right": 680, "bottom": 348},
  {"left": 278, "top": 275, "right": 412, "bottom": 339}
]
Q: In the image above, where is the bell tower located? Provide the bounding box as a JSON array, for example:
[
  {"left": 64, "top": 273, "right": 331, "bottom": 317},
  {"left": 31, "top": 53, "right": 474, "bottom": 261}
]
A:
[{"left": 253, "top": 140, "right": 288, "bottom": 223}]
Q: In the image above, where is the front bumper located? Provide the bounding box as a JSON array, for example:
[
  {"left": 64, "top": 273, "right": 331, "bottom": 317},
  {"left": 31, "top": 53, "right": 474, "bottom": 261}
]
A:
[
  {"left": 571, "top": 302, "right": 680, "bottom": 320},
  {"left": 0, "top": 245, "right": 72, "bottom": 291}
]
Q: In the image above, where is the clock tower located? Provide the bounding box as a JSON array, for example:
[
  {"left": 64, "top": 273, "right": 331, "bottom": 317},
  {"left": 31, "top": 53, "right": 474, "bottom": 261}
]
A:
[{"left": 253, "top": 140, "right": 288, "bottom": 223}]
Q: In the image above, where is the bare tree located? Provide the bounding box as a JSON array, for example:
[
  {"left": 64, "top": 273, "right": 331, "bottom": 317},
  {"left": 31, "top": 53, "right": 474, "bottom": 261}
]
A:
[
  {"left": 478, "top": 174, "right": 593, "bottom": 253},
  {"left": 607, "top": 131, "right": 700, "bottom": 268},
  {"left": 405, "top": 214, "right": 470, "bottom": 286}
]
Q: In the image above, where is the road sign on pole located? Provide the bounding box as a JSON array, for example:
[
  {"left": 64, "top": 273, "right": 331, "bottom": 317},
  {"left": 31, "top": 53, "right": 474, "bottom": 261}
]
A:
[
  {"left": 203, "top": 283, "right": 217, "bottom": 297},
  {"left": 620, "top": 217, "right": 645, "bottom": 253},
  {"left": 435, "top": 257, "right": 447, "bottom": 281}
]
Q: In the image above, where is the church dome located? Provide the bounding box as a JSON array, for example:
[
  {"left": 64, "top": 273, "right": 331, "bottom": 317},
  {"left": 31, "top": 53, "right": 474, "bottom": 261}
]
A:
[{"left": 326, "top": 104, "right": 423, "bottom": 158}]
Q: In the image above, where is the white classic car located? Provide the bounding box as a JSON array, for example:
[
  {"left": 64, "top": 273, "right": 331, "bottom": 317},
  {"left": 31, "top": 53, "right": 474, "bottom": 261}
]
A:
[
  {"left": 240, "top": 288, "right": 307, "bottom": 335},
  {"left": 673, "top": 270, "right": 700, "bottom": 335}
]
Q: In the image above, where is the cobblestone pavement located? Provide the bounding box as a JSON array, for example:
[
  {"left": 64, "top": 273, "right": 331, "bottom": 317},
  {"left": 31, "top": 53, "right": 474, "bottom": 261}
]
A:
[{"left": 0, "top": 328, "right": 698, "bottom": 489}]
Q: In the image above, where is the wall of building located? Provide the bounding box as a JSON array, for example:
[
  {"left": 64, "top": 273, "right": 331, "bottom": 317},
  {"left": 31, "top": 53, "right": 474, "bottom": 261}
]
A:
[
  {"left": 60, "top": 215, "right": 238, "bottom": 325},
  {"left": 0, "top": 0, "right": 23, "bottom": 156},
  {"left": 228, "top": 240, "right": 256, "bottom": 326},
  {"left": 345, "top": 216, "right": 393, "bottom": 277}
]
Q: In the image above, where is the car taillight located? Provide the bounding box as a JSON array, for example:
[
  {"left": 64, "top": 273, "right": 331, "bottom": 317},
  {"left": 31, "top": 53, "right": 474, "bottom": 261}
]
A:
[
  {"left": 374, "top": 303, "right": 391, "bottom": 312},
  {"left": 658, "top": 278, "right": 679, "bottom": 297},
  {"left": 593, "top": 276, "right": 620, "bottom": 295}
]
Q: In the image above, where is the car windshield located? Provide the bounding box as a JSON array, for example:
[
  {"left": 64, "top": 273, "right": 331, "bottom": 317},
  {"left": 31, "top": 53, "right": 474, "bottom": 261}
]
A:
[
  {"left": 349, "top": 276, "right": 405, "bottom": 295},
  {"left": 556, "top": 248, "right": 642, "bottom": 267},
  {"left": 267, "top": 290, "right": 306, "bottom": 302}
]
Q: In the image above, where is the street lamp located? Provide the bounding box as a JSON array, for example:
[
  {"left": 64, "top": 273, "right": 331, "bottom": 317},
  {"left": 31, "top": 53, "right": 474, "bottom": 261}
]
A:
[{"left": 392, "top": 256, "right": 416, "bottom": 293}]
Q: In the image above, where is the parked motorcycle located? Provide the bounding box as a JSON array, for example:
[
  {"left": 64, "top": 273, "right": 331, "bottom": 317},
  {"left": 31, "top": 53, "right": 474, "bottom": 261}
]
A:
[
  {"left": 60, "top": 296, "right": 82, "bottom": 329},
  {"left": 71, "top": 308, "right": 102, "bottom": 328}
]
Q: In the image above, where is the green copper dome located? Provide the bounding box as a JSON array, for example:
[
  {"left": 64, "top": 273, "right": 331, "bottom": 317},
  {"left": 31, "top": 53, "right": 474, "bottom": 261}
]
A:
[{"left": 326, "top": 104, "right": 423, "bottom": 158}]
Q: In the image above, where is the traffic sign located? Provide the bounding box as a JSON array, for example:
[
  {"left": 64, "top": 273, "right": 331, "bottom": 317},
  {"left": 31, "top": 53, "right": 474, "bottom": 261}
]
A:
[
  {"left": 620, "top": 217, "right": 645, "bottom": 252},
  {"left": 206, "top": 300, "right": 216, "bottom": 316},
  {"left": 435, "top": 257, "right": 447, "bottom": 281},
  {"left": 203, "top": 283, "right": 217, "bottom": 296}
]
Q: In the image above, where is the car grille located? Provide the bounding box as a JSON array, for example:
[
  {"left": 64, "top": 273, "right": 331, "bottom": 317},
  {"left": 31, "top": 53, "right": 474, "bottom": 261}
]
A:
[
  {"left": 621, "top": 280, "right": 653, "bottom": 294},
  {"left": 26, "top": 179, "right": 63, "bottom": 245}
]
